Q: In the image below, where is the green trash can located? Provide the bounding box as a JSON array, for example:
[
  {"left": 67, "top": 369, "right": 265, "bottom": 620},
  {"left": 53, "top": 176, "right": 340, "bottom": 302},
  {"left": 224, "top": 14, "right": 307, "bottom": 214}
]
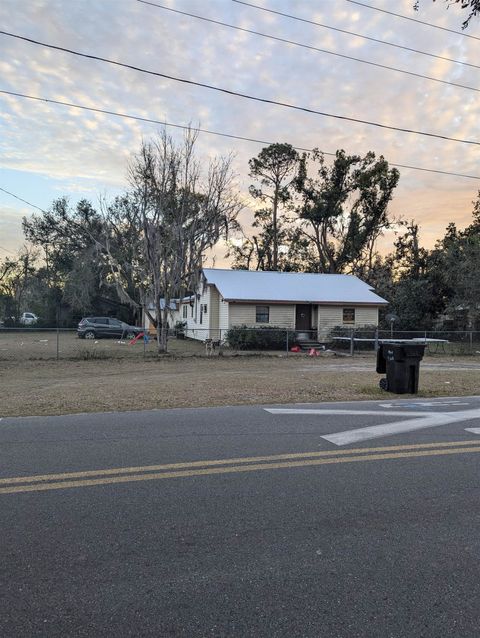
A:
[{"left": 376, "top": 342, "right": 426, "bottom": 394}]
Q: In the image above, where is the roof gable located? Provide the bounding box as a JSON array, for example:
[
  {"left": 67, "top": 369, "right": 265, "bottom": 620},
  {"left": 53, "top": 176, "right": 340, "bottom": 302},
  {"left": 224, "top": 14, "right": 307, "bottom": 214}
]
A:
[{"left": 202, "top": 269, "right": 388, "bottom": 305}]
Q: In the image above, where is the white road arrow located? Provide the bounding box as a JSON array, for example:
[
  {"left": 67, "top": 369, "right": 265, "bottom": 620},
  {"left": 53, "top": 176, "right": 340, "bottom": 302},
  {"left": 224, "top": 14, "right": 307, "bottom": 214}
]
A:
[
  {"left": 379, "top": 401, "right": 470, "bottom": 408},
  {"left": 265, "top": 406, "right": 480, "bottom": 446},
  {"left": 265, "top": 408, "right": 429, "bottom": 417},
  {"left": 322, "top": 408, "right": 480, "bottom": 446}
]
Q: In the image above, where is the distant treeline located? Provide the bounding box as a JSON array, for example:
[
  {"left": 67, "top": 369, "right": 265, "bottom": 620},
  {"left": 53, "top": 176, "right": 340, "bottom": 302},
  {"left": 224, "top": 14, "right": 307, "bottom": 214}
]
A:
[{"left": 1, "top": 136, "right": 479, "bottom": 333}]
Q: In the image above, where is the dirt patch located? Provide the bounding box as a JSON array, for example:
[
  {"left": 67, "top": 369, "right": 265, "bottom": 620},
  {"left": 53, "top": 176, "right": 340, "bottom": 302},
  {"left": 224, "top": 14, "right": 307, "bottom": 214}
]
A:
[{"left": 1, "top": 355, "right": 479, "bottom": 417}]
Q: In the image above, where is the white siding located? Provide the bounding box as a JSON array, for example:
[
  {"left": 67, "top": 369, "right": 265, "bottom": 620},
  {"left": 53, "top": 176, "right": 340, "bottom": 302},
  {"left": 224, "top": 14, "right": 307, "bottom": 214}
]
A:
[
  {"left": 176, "top": 300, "right": 192, "bottom": 328},
  {"left": 317, "top": 307, "right": 343, "bottom": 340},
  {"left": 182, "top": 284, "right": 222, "bottom": 341},
  {"left": 209, "top": 286, "right": 221, "bottom": 339},
  {"left": 228, "top": 303, "right": 295, "bottom": 328},
  {"left": 143, "top": 308, "right": 176, "bottom": 334},
  {"left": 185, "top": 300, "right": 196, "bottom": 333},
  {"left": 170, "top": 306, "right": 182, "bottom": 326},
  {"left": 271, "top": 305, "right": 296, "bottom": 328},
  {"left": 317, "top": 305, "right": 379, "bottom": 339},
  {"left": 218, "top": 296, "right": 229, "bottom": 334},
  {"left": 355, "top": 306, "right": 378, "bottom": 327}
]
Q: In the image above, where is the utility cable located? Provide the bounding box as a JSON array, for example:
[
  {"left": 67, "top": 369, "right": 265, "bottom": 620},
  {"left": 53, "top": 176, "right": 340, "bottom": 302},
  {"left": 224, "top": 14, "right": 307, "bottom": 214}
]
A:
[
  {"left": 0, "top": 245, "right": 15, "bottom": 254},
  {"left": 0, "top": 188, "right": 42, "bottom": 254},
  {"left": 345, "top": 0, "right": 480, "bottom": 41},
  {"left": 1, "top": 89, "right": 479, "bottom": 180},
  {"left": 230, "top": 0, "right": 480, "bottom": 70},
  {"left": 0, "top": 186, "right": 46, "bottom": 212},
  {"left": 0, "top": 32, "right": 479, "bottom": 146}
]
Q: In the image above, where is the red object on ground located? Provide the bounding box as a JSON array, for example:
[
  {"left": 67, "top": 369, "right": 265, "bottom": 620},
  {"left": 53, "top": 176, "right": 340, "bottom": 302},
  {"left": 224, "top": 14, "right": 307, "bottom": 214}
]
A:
[
  {"left": 129, "top": 332, "right": 144, "bottom": 345},
  {"left": 308, "top": 348, "right": 319, "bottom": 356},
  {"left": 290, "top": 345, "right": 301, "bottom": 352}
]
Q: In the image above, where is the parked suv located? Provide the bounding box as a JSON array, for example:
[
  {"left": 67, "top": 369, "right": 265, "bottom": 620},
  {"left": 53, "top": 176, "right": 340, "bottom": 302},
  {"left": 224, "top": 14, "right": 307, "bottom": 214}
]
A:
[
  {"left": 19, "top": 312, "right": 38, "bottom": 325},
  {"left": 77, "top": 317, "right": 143, "bottom": 340}
]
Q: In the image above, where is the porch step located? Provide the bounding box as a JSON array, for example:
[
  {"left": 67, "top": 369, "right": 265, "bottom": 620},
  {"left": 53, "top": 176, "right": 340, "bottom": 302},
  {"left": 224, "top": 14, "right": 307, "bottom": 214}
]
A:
[{"left": 297, "top": 340, "right": 326, "bottom": 351}]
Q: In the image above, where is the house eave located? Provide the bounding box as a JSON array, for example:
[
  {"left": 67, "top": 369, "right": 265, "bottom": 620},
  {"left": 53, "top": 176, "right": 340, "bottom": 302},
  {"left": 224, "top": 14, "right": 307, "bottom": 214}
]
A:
[{"left": 223, "top": 299, "right": 388, "bottom": 306}]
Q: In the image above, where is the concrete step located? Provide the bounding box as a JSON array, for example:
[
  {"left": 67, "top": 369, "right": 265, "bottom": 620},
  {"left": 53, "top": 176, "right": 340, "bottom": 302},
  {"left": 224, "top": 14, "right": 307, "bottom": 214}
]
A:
[{"left": 298, "top": 341, "right": 326, "bottom": 351}]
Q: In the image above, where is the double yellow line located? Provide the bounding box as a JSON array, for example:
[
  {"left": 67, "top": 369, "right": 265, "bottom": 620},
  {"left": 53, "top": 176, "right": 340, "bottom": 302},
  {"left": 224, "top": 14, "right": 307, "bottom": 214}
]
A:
[{"left": 2, "top": 439, "right": 480, "bottom": 495}]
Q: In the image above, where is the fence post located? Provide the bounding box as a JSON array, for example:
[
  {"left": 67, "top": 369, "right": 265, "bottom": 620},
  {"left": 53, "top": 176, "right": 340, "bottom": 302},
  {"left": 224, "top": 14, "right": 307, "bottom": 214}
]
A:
[
  {"left": 470, "top": 331, "right": 473, "bottom": 353},
  {"left": 286, "top": 329, "right": 289, "bottom": 355},
  {"left": 374, "top": 327, "right": 379, "bottom": 352},
  {"left": 350, "top": 328, "right": 355, "bottom": 356},
  {"left": 56, "top": 304, "right": 60, "bottom": 361}
]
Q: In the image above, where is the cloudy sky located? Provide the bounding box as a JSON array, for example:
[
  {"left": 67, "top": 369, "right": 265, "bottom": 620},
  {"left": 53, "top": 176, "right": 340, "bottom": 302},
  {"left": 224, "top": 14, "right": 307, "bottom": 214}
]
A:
[{"left": 1, "top": 0, "right": 479, "bottom": 263}]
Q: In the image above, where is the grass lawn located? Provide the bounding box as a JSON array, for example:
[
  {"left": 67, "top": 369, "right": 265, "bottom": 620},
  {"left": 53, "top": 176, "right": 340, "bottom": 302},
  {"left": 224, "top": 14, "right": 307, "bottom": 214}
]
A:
[
  {"left": 1, "top": 353, "right": 479, "bottom": 417},
  {"left": 0, "top": 330, "right": 207, "bottom": 361}
]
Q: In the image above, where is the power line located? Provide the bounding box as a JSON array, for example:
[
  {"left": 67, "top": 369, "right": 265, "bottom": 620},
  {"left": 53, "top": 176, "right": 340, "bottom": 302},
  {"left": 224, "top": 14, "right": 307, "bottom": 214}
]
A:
[
  {"left": 138, "top": 1, "right": 480, "bottom": 88},
  {"left": 0, "top": 245, "right": 15, "bottom": 255},
  {"left": 0, "top": 32, "right": 480, "bottom": 147},
  {"left": 0, "top": 186, "right": 46, "bottom": 212},
  {"left": 1, "top": 89, "right": 479, "bottom": 180},
  {"left": 346, "top": 0, "right": 480, "bottom": 41},
  {"left": 230, "top": 0, "right": 480, "bottom": 70}
]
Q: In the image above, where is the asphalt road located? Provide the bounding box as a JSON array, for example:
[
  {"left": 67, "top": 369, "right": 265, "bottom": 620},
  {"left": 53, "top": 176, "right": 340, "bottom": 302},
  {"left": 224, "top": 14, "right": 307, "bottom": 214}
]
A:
[{"left": 1, "top": 397, "right": 480, "bottom": 637}]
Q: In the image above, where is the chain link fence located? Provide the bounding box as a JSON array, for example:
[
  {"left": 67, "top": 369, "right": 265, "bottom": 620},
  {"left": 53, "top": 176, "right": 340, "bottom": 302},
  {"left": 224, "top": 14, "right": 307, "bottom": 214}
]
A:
[
  {"left": 0, "top": 327, "right": 202, "bottom": 361},
  {"left": 1, "top": 326, "right": 480, "bottom": 361},
  {"left": 332, "top": 329, "right": 480, "bottom": 356}
]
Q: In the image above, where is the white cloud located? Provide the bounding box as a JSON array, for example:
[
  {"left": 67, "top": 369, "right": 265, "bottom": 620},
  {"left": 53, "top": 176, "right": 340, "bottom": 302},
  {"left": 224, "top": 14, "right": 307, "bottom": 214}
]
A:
[{"left": 0, "top": 0, "right": 478, "bottom": 256}]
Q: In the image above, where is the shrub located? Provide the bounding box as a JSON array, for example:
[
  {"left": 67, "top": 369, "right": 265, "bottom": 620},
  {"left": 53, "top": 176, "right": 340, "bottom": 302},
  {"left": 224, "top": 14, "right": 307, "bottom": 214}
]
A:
[
  {"left": 174, "top": 320, "right": 187, "bottom": 338},
  {"left": 225, "top": 324, "right": 286, "bottom": 350}
]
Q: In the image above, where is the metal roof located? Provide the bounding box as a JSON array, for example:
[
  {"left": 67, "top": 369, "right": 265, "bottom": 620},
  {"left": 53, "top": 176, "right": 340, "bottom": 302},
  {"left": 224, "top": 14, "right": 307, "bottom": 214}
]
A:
[
  {"left": 146, "top": 299, "right": 178, "bottom": 311},
  {"left": 202, "top": 268, "right": 388, "bottom": 305}
]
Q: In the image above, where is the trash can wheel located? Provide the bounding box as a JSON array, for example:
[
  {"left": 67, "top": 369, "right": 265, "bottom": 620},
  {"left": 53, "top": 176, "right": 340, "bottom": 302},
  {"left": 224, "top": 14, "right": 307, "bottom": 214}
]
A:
[{"left": 379, "top": 377, "right": 388, "bottom": 391}]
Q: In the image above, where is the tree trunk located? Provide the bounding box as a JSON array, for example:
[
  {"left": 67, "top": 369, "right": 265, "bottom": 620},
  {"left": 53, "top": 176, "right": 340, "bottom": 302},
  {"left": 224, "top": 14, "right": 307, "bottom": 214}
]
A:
[
  {"left": 272, "top": 188, "right": 279, "bottom": 271},
  {"left": 154, "top": 293, "right": 166, "bottom": 354},
  {"left": 156, "top": 302, "right": 170, "bottom": 354},
  {"left": 156, "top": 314, "right": 164, "bottom": 354},
  {"left": 158, "top": 322, "right": 168, "bottom": 353}
]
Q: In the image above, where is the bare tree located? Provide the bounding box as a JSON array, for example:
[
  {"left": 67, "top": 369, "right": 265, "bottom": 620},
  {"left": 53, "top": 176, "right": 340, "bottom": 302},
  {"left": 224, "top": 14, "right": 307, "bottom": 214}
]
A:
[
  {"left": 0, "top": 247, "right": 38, "bottom": 321},
  {"left": 105, "top": 129, "right": 240, "bottom": 353}
]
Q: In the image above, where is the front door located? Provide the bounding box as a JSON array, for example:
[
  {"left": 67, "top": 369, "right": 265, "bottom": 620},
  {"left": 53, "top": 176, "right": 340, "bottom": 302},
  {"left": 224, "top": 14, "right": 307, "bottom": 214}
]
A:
[{"left": 295, "top": 305, "right": 311, "bottom": 331}]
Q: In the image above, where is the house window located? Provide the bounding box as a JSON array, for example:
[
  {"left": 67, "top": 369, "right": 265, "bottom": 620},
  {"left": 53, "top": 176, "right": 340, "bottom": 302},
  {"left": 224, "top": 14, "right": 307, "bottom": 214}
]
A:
[
  {"left": 182, "top": 305, "right": 187, "bottom": 319},
  {"left": 256, "top": 305, "right": 269, "bottom": 323},
  {"left": 343, "top": 308, "right": 355, "bottom": 324},
  {"left": 200, "top": 304, "right": 203, "bottom": 325}
]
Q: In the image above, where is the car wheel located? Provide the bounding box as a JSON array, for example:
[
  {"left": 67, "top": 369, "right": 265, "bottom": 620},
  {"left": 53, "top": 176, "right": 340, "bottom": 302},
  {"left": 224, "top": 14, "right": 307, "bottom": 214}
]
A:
[
  {"left": 126, "top": 331, "right": 136, "bottom": 340},
  {"left": 84, "top": 330, "right": 96, "bottom": 340}
]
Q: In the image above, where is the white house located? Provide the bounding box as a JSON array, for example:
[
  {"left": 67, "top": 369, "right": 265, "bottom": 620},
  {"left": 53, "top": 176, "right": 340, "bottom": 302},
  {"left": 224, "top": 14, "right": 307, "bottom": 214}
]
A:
[
  {"left": 142, "top": 299, "right": 178, "bottom": 333},
  {"left": 165, "top": 268, "right": 388, "bottom": 342}
]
